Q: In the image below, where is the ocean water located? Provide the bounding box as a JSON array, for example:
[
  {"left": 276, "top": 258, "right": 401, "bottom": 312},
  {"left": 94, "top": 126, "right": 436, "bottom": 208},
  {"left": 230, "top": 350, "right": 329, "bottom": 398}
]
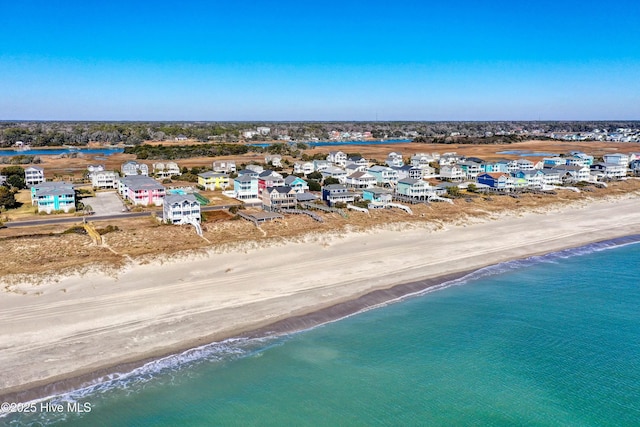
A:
[{"left": 4, "top": 240, "right": 640, "bottom": 426}]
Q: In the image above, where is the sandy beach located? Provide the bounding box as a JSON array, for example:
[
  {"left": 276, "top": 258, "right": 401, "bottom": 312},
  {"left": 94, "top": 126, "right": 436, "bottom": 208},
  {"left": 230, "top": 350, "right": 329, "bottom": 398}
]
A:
[{"left": 1, "top": 194, "right": 640, "bottom": 401}]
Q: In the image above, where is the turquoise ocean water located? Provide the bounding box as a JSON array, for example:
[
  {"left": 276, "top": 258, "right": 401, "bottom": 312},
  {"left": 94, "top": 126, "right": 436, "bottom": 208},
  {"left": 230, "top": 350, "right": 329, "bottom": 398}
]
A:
[{"left": 4, "top": 240, "right": 640, "bottom": 426}]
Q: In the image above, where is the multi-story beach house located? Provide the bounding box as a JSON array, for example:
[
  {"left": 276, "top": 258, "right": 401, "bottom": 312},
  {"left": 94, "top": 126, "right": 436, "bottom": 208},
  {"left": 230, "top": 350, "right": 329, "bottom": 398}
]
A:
[
  {"left": 313, "top": 160, "right": 330, "bottom": 172},
  {"left": 345, "top": 171, "right": 377, "bottom": 189},
  {"left": 345, "top": 162, "right": 367, "bottom": 174},
  {"left": 326, "top": 151, "right": 347, "bottom": 167},
  {"left": 396, "top": 178, "right": 433, "bottom": 200},
  {"left": 245, "top": 164, "right": 264, "bottom": 174},
  {"left": 439, "top": 152, "right": 461, "bottom": 166},
  {"left": 516, "top": 159, "right": 536, "bottom": 170},
  {"left": 477, "top": 173, "right": 515, "bottom": 192},
  {"left": 283, "top": 175, "right": 309, "bottom": 193},
  {"left": 198, "top": 172, "right": 230, "bottom": 190},
  {"left": 321, "top": 167, "right": 348, "bottom": 183},
  {"left": 0, "top": 175, "right": 6, "bottom": 186},
  {"left": 118, "top": 175, "right": 166, "bottom": 206},
  {"left": 121, "top": 161, "right": 149, "bottom": 176},
  {"left": 257, "top": 170, "right": 285, "bottom": 193},
  {"left": 391, "top": 165, "right": 423, "bottom": 180},
  {"left": 293, "top": 162, "right": 315, "bottom": 175},
  {"left": 367, "top": 165, "right": 399, "bottom": 187},
  {"left": 603, "top": 153, "right": 630, "bottom": 166},
  {"left": 543, "top": 157, "right": 566, "bottom": 167},
  {"left": 237, "top": 169, "right": 259, "bottom": 179},
  {"left": 261, "top": 185, "right": 297, "bottom": 211},
  {"left": 385, "top": 152, "right": 404, "bottom": 168},
  {"left": 458, "top": 161, "right": 483, "bottom": 180},
  {"left": 90, "top": 170, "right": 118, "bottom": 189},
  {"left": 265, "top": 155, "right": 283, "bottom": 167},
  {"left": 25, "top": 166, "right": 45, "bottom": 186},
  {"left": 321, "top": 184, "right": 358, "bottom": 206},
  {"left": 86, "top": 164, "right": 105, "bottom": 174},
  {"left": 163, "top": 194, "right": 201, "bottom": 224},
  {"left": 232, "top": 175, "right": 259, "bottom": 200},
  {"left": 540, "top": 169, "right": 562, "bottom": 185},
  {"left": 550, "top": 165, "right": 591, "bottom": 183},
  {"left": 439, "top": 164, "right": 464, "bottom": 181},
  {"left": 513, "top": 170, "right": 544, "bottom": 188},
  {"left": 31, "top": 182, "right": 76, "bottom": 213},
  {"left": 213, "top": 160, "right": 237, "bottom": 173},
  {"left": 630, "top": 159, "right": 640, "bottom": 176},
  {"left": 153, "top": 162, "right": 181, "bottom": 178},
  {"left": 362, "top": 187, "right": 393, "bottom": 204},
  {"left": 590, "top": 162, "right": 627, "bottom": 179},
  {"left": 347, "top": 156, "right": 368, "bottom": 168},
  {"left": 410, "top": 153, "right": 437, "bottom": 168}
]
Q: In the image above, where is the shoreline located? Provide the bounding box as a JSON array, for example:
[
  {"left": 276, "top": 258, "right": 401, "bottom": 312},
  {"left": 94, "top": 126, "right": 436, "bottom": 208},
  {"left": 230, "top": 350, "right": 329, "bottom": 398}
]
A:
[{"left": 2, "top": 194, "right": 640, "bottom": 403}]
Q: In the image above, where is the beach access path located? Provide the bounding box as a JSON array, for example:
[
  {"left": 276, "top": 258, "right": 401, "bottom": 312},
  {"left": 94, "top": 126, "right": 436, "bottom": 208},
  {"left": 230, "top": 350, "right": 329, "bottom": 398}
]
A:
[{"left": 1, "top": 194, "right": 640, "bottom": 400}]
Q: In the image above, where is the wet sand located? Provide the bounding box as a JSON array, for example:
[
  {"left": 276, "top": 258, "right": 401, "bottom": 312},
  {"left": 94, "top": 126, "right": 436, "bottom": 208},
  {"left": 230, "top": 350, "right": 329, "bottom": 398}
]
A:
[{"left": 1, "top": 194, "right": 640, "bottom": 402}]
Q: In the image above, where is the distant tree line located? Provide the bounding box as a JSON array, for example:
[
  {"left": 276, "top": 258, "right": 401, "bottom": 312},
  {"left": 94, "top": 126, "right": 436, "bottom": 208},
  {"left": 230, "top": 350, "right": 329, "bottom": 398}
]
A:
[{"left": 2, "top": 121, "right": 639, "bottom": 147}]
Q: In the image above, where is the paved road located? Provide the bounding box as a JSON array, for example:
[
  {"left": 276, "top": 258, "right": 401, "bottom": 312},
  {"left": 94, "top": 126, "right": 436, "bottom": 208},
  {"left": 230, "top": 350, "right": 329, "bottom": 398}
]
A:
[{"left": 3, "top": 204, "right": 244, "bottom": 228}]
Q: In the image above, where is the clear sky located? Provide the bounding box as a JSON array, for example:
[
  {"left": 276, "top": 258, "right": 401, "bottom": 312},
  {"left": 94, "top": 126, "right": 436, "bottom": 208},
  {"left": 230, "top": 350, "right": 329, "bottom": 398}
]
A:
[{"left": 1, "top": 0, "right": 639, "bottom": 121}]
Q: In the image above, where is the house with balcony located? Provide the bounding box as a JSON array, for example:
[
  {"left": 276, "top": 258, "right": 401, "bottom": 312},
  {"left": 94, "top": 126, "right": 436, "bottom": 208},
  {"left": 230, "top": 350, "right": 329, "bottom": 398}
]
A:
[
  {"left": 31, "top": 182, "right": 76, "bottom": 213},
  {"left": 516, "top": 159, "right": 536, "bottom": 170},
  {"left": 590, "top": 162, "right": 627, "bottom": 179},
  {"left": 233, "top": 175, "right": 259, "bottom": 200},
  {"left": 284, "top": 175, "right": 309, "bottom": 193},
  {"left": 163, "top": 194, "right": 201, "bottom": 224},
  {"left": 550, "top": 165, "right": 591, "bottom": 183},
  {"left": 237, "top": 169, "right": 259, "bottom": 179},
  {"left": 630, "top": 159, "right": 640, "bottom": 176},
  {"left": 396, "top": 178, "right": 433, "bottom": 200},
  {"left": 540, "top": 169, "right": 562, "bottom": 185},
  {"left": 261, "top": 185, "right": 297, "bottom": 211},
  {"left": 362, "top": 187, "right": 393, "bottom": 204},
  {"left": 321, "top": 166, "right": 348, "bottom": 183},
  {"left": 458, "top": 161, "right": 482, "bottom": 179},
  {"left": 411, "top": 153, "right": 437, "bottom": 168},
  {"left": 121, "top": 161, "right": 149, "bottom": 176},
  {"left": 25, "top": 166, "right": 45, "bottom": 186},
  {"left": 257, "top": 170, "right": 284, "bottom": 193},
  {"left": 265, "top": 155, "right": 283, "bottom": 168},
  {"left": 313, "top": 159, "right": 331, "bottom": 172},
  {"left": 213, "top": 160, "right": 237, "bottom": 173},
  {"left": 326, "top": 151, "right": 347, "bottom": 167},
  {"left": 347, "top": 155, "right": 368, "bottom": 168},
  {"left": 153, "top": 162, "right": 181, "bottom": 178},
  {"left": 480, "top": 161, "right": 509, "bottom": 173},
  {"left": 345, "top": 171, "right": 377, "bottom": 189},
  {"left": 513, "top": 170, "right": 544, "bottom": 188},
  {"left": 293, "top": 162, "right": 315, "bottom": 175},
  {"left": 345, "top": 162, "right": 367, "bottom": 174},
  {"left": 245, "top": 164, "right": 264, "bottom": 174},
  {"left": 90, "top": 170, "right": 118, "bottom": 189},
  {"left": 118, "top": 175, "right": 166, "bottom": 206},
  {"left": 477, "top": 173, "right": 515, "bottom": 192},
  {"left": 391, "top": 165, "right": 423, "bottom": 180},
  {"left": 439, "top": 164, "right": 464, "bottom": 181},
  {"left": 439, "top": 152, "right": 461, "bottom": 166},
  {"left": 385, "top": 152, "right": 404, "bottom": 168},
  {"left": 0, "top": 175, "right": 6, "bottom": 186},
  {"left": 367, "top": 165, "right": 399, "bottom": 187},
  {"left": 322, "top": 184, "right": 358, "bottom": 206},
  {"left": 603, "top": 153, "right": 630, "bottom": 166},
  {"left": 86, "top": 164, "right": 105, "bottom": 174},
  {"left": 198, "top": 172, "right": 230, "bottom": 190},
  {"left": 543, "top": 157, "right": 566, "bottom": 167}
]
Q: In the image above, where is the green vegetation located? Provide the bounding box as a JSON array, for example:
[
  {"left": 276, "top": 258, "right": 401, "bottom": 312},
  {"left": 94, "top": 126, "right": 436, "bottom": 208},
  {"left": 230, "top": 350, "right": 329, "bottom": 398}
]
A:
[{"left": 0, "top": 186, "right": 19, "bottom": 209}]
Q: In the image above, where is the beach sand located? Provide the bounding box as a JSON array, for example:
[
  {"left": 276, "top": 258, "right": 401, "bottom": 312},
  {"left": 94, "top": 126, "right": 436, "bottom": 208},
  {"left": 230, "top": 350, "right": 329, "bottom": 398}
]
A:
[{"left": 1, "top": 194, "right": 640, "bottom": 401}]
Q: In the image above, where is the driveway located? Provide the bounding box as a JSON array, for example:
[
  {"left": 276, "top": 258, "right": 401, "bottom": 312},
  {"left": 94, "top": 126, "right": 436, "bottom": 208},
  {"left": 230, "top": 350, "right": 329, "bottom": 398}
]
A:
[{"left": 82, "top": 191, "right": 126, "bottom": 216}]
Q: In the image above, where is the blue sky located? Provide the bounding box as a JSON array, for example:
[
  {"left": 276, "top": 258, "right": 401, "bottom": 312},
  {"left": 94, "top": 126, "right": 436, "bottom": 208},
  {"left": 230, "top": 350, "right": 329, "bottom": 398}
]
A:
[{"left": 1, "top": 0, "right": 639, "bottom": 120}]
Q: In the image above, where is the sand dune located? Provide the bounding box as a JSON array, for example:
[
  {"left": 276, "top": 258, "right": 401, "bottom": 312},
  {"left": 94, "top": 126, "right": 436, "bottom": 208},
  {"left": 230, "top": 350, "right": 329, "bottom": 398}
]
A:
[{"left": 1, "top": 194, "right": 640, "bottom": 400}]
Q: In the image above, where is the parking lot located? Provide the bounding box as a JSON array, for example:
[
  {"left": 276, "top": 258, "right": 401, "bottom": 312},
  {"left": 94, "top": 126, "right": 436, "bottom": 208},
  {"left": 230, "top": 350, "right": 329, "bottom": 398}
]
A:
[{"left": 82, "top": 191, "right": 126, "bottom": 216}]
